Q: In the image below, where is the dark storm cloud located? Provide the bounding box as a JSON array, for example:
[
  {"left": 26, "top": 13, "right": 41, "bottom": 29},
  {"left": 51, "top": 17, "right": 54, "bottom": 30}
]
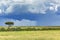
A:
[{"left": 0, "top": 4, "right": 39, "bottom": 21}]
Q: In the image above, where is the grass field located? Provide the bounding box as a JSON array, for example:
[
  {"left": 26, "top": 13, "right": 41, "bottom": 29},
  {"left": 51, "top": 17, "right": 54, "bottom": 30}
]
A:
[{"left": 0, "top": 30, "right": 60, "bottom": 40}]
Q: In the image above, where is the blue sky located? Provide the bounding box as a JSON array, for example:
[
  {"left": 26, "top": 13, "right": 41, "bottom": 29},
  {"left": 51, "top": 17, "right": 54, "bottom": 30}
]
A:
[{"left": 0, "top": 0, "right": 60, "bottom": 26}]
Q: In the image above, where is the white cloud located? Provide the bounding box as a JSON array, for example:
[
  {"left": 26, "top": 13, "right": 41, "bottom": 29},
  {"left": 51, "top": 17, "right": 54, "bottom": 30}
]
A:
[
  {"left": 0, "top": 0, "right": 47, "bottom": 14},
  {"left": 13, "top": 0, "right": 24, "bottom": 2},
  {"left": 0, "top": 9, "right": 2, "bottom": 13},
  {"left": 0, "top": 0, "right": 60, "bottom": 14},
  {"left": 49, "top": 6, "right": 55, "bottom": 11},
  {"left": 0, "top": 18, "right": 37, "bottom": 26},
  {"left": 5, "top": 6, "right": 13, "bottom": 13},
  {"left": 14, "top": 19, "right": 37, "bottom": 26},
  {"left": 4, "top": 19, "right": 37, "bottom": 26}
]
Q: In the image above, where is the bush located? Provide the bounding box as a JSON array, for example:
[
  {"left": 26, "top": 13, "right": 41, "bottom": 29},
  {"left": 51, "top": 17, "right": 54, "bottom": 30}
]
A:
[
  {"left": 15, "top": 27, "right": 22, "bottom": 31},
  {"left": 24, "top": 27, "right": 37, "bottom": 31},
  {"left": 0, "top": 27, "right": 60, "bottom": 31},
  {"left": 0, "top": 27, "right": 6, "bottom": 31}
]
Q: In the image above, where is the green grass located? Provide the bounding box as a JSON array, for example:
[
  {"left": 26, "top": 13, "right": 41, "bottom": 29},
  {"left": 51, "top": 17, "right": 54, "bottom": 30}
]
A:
[{"left": 0, "top": 30, "right": 60, "bottom": 40}]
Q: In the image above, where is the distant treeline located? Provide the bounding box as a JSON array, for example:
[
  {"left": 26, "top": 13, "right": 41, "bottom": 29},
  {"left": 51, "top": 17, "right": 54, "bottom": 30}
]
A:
[{"left": 0, "top": 26, "right": 60, "bottom": 31}]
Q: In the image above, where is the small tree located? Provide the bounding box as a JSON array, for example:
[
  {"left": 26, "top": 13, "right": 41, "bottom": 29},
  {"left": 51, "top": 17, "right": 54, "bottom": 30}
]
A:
[{"left": 5, "top": 22, "right": 14, "bottom": 28}]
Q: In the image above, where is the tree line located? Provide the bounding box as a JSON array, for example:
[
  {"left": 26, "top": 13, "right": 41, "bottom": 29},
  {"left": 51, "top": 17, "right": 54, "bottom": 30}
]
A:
[{"left": 0, "top": 21, "right": 59, "bottom": 31}]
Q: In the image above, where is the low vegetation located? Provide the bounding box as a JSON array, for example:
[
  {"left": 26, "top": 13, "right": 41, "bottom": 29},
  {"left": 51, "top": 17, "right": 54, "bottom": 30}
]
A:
[{"left": 0, "top": 26, "right": 60, "bottom": 31}]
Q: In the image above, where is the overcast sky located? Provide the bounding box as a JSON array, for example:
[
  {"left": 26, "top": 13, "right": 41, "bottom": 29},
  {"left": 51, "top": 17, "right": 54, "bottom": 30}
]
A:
[{"left": 0, "top": 0, "right": 60, "bottom": 26}]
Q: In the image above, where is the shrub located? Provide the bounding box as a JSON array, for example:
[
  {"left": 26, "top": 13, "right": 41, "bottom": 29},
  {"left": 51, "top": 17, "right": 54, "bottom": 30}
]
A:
[
  {"left": 0, "top": 27, "right": 6, "bottom": 31},
  {"left": 15, "top": 27, "right": 22, "bottom": 31}
]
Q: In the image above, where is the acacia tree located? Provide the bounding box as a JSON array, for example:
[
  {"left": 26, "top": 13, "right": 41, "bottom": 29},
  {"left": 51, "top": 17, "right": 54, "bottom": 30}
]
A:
[{"left": 5, "top": 22, "right": 14, "bottom": 28}]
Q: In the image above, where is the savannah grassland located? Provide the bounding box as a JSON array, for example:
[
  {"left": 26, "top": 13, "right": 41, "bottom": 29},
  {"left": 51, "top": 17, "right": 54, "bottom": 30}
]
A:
[
  {"left": 0, "top": 26, "right": 60, "bottom": 40},
  {"left": 0, "top": 31, "right": 60, "bottom": 40}
]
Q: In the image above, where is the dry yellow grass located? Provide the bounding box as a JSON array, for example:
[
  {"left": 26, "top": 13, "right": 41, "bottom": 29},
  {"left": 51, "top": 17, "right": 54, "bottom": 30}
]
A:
[{"left": 0, "top": 30, "right": 60, "bottom": 40}]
